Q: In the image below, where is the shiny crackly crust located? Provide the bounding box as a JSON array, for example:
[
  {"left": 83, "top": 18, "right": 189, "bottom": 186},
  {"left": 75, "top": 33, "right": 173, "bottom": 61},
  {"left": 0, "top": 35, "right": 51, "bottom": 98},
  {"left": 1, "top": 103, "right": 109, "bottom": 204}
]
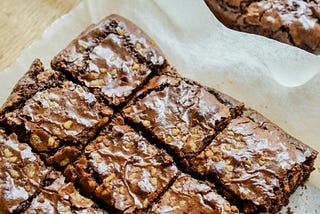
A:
[
  {"left": 0, "top": 130, "right": 48, "bottom": 213},
  {"left": 190, "top": 108, "right": 318, "bottom": 213},
  {"left": 150, "top": 173, "right": 239, "bottom": 214},
  {"left": 66, "top": 116, "right": 179, "bottom": 213},
  {"left": 1, "top": 79, "right": 113, "bottom": 166},
  {"left": 51, "top": 14, "right": 168, "bottom": 106},
  {"left": 122, "top": 75, "right": 240, "bottom": 160},
  {"left": 205, "top": 0, "right": 320, "bottom": 53}
]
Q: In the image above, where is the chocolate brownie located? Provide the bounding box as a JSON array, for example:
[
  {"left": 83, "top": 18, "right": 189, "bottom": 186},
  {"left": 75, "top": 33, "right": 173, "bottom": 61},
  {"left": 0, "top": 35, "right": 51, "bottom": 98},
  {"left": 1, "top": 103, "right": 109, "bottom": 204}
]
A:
[
  {"left": 205, "top": 0, "right": 320, "bottom": 53},
  {"left": 0, "top": 60, "right": 113, "bottom": 166},
  {"left": 66, "top": 116, "right": 179, "bottom": 213},
  {"left": 0, "top": 129, "right": 48, "bottom": 213},
  {"left": 122, "top": 75, "right": 242, "bottom": 162},
  {"left": 25, "top": 171, "right": 107, "bottom": 214},
  {"left": 149, "top": 173, "right": 239, "bottom": 214},
  {"left": 51, "top": 14, "right": 168, "bottom": 107},
  {"left": 189, "top": 108, "right": 318, "bottom": 213}
]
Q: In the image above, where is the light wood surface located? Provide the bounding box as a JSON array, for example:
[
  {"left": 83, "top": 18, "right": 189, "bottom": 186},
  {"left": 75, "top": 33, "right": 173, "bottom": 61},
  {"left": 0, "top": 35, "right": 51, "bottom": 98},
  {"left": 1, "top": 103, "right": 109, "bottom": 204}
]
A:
[{"left": 0, "top": 0, "right": 81, "bottom": 71}]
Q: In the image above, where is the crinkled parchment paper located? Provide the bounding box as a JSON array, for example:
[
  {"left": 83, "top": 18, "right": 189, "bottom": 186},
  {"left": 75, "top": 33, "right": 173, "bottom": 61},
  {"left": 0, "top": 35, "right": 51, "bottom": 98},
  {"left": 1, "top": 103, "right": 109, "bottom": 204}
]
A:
[{"left": 0, "top": 0, "right": 319, "bottom": 212}]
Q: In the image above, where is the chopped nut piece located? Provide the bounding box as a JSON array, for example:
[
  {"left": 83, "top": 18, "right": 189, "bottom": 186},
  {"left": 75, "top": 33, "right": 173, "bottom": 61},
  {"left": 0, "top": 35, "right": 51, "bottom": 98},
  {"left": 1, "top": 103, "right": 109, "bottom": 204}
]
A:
[
  {"left": 142, "top": 120, "right": 151, "bottom": 128},
  {"left": 132, "top": 63, "right": 140, "bottom": 70},
  {"left": 225, "top": 144, "right": 231, "bottom": 151},
  {"left": 100, "top": 68, "right": 107, "bottom": 74},
  {"left": 30, "top": 134, "right": 42, "bottom": 145},
  {"left": 259, "top": 160, "right": 265, "bottom": 166},
  {"left": 171, "top": 128, "right": 180, "bottom": 136},
  {"left": 179, "top": 200, "right": 186, "bottom": 207},
  {"left": 119, "top": 186, "right": 126, "bottom": 195},
  {"left": 226, "top": 165, "right": 234, "bottom": 172},
  {"left": 18, "top": 144, "right": 27, "bottom": 150},
  {"left": 63, "top": 120, "right": 73, "bottom": 130},
  {"left": 26, "top": 164, "right": 36, "bottom": 178},
  {"left": 231, "top": 205, "right": 238, "bottom": 212},
  {"left": 224, "top": 204, "right": 231, "bottom": 212},
  {"left": 110, "top": 69, "right": 117, "bottom": 78},
  {"left": 104, "top": 173, "right": 116, "bottom": 183},
  {"left": 150, "top": 177, "right": 158, "bottom": 187},
  {"left": 60, "top": 158, "right": 70, "bottom": 166},
  {"left": 8, "top": 157, "right": 17, "bottom": 163},
  {"left": 52, "top": 127, "right": 61, "bottom": 135},
  {"left": 143, "top": 198, "right": 149, "bottom": 208},
  {"left": 165, "top": 136, "right": 173, "bottom": 143},
  {"left": 117, "top": 28, "right": 126, "bottom": 35},
  {"left": 90, "top": 79, "right": 105, "bottom": 87},
  {"left": 181, "top": 136, "right": 187, "bottom": 143},
  {"left": 135, "top": 43, "right": 142, "bottom": 50},
  {"left": 139, "top": 113, "right": 147, "bottom": 119},
  {"left": 47, "top": 137, "right": 56, "bottom": 147},
  {"left": 69, "top": 99, "right": 77, "bottom": 105},
  {"left": 227, "top": 130, "right": 235, "bottom": 136},
  {"left": 4, "top": 148, "right": 13, "bottom": 157},
  {"left": 8, "top": 169, "right": 19, "bottom": 178},
  {"left": 205, "top": 150, "right": 214, "bottom": 158},
  {"left": 110, "top": 57, "right": 116, "bottom": 62}
]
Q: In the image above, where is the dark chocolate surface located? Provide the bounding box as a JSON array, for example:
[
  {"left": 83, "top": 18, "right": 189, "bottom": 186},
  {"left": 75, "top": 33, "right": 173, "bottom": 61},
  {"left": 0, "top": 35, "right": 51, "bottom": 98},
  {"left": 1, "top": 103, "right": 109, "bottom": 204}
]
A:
[{"left": 205, "top": 0, "right": 320, "bottom": 53}]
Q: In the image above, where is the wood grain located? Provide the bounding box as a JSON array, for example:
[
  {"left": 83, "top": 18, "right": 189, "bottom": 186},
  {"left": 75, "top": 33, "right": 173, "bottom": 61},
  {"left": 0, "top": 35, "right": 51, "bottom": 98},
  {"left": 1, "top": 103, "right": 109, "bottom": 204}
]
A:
[{"left": 0, "top": 0, "right": 80, "bottom": 71}]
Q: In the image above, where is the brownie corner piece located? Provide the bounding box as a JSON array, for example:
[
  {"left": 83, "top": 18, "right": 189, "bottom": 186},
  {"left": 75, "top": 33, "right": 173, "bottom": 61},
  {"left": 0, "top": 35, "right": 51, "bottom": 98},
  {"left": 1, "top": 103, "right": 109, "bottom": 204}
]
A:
[
  {"left": 0, "top": 129, "right": 48, "bottom": 213},
  {"left": 1, "top": 59, "right": 64, "bottom": 114},
  {"left": 150, "top": 173, "right": 239, "bottom": 214},
  {"left": 51, "top": 14, "right": 168, "bottom": 107},
  {"left": 72, "top": 115, "right": 179, "bottom": 213},
  {"left": 189, "top": 109, "right": 318, "bottom": 213}
]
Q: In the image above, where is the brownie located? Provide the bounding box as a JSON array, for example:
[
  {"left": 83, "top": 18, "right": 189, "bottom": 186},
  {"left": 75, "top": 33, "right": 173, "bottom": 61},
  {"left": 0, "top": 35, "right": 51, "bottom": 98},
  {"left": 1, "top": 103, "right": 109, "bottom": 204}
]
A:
[
  {"left": 122, "top": 75, "right": 242, "bottom": 161},
  {"left": 0, "top": 60, "right": 113, "bottom": 166},
  {"left": 149, "top": 173, "right": 239, "bottom": 214},
  {"left": 51, "top": 14, "right": 168, "bottom": 107},
  {"left": 0, "top": 129, "right": 48, "bottom": 213},
  {"left": 0, "top": 59, "right": 64, "bottom": 114},
  {"left": 205, "top": 0, "right": 320, "bottom": 53},
  {"left": 25, "top": 171, "right": 107, "bottom": 214},
  {"left": 66, "top": 116, "right": 179, "bottom": 213},
  {"left": 189, "top": 108, "right": 318, "bottom": 213}
]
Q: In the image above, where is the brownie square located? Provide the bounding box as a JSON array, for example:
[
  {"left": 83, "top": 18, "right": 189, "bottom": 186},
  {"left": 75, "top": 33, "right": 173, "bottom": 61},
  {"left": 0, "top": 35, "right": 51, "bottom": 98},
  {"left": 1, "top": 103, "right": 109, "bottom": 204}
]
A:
[
  {"left": 51, "top": 14, "right": 167, "bottom": 107},
  {"left": 122, "top": 75, "right": 241, "bottom": 160},
  {"left": 25, "top": 171, "right": 107, "bottom": 214},
  {"left": 68, "top": 116, "right": 179, "bottom": 213},
  {"left": 149, "top": 173, "right": 239, "bottom": 213},
  {"left": 0, "top": 129, "right": 48, "bottom": 213},
  {"left": 190, "top": 109, "right": 318, "bottom": 213},
  {"left": 1, "top": 61, "right": 113, "bottom": 166}
]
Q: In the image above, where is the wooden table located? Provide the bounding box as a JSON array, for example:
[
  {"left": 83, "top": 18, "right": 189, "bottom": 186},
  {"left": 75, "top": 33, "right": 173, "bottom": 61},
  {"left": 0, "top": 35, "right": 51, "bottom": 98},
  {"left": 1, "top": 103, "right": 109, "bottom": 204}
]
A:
[{"left": 0, "top": 0, "right": 81, "bottom": 71}]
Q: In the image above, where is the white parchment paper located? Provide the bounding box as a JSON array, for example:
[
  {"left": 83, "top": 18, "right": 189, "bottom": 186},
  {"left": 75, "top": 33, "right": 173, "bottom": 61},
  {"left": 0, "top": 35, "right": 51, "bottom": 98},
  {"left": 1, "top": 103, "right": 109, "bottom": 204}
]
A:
[{"left": 0, "top": 0, "right": 319, "bottom": 212}]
